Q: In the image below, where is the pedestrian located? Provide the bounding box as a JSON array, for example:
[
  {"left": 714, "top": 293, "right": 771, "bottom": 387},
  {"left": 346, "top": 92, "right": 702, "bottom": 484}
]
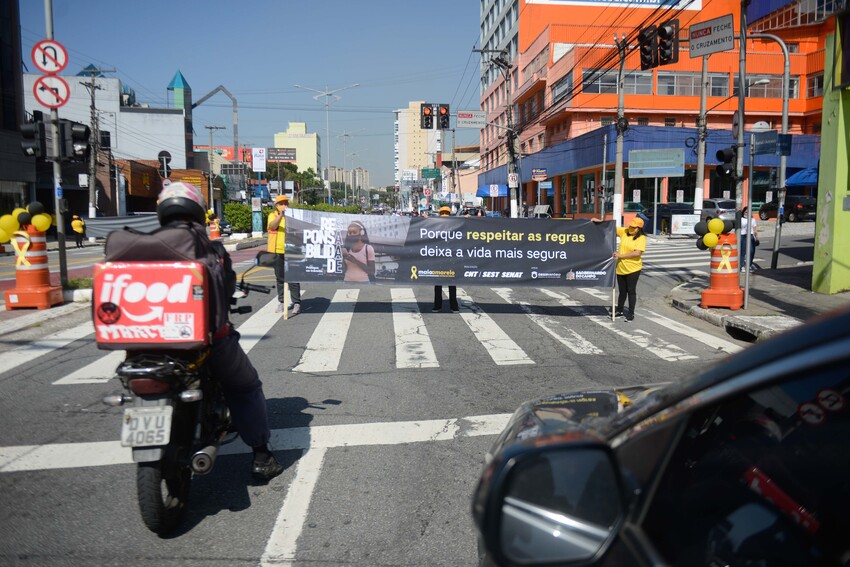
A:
[
  {"left": 740, "top": 206, "right": 760, "bottom": 271},
  {"left": 71, "top": 214, "right": 86, "bottom": 248},
  {"left": 433, "top": 206, "right": 459, "bottom": 313},
  {"left": 593, "top": 216, "right": 646, "bottom": 321},
  {"left": 267, "top": 194, "right": 302, "bottom": 315},
  {"left": 342, "top": 220, "right": 376, "bottom": 283}
]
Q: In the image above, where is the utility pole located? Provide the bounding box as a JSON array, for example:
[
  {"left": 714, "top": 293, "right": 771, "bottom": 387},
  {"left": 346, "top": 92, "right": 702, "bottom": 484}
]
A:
[
  {"left": 695, "top": 55, "right": 709, "bottom": 214},
  {"left": 205, "top": 125, "right": 224, "bottom": 213},
  {"left": 613, "top": 34, "right": 628, "bottom": 227},
  {"left": 736, "top": 1, "right": 750, "bottom": 277},
  {"left": 80, "top": 65, "right": 114, "bottom": 223},
  {"left": 452, "top": 128, "right": 459, "bottom": 203},
  {"left": 476, "top": 48, "right": 519, "bottom": 218},
  {"left": 42, "top": 0, "right": 67, "bottom": 286}
]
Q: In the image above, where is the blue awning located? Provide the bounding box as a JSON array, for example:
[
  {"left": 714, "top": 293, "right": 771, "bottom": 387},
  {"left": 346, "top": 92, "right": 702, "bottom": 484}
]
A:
[
  {"left": 785, "top": 167, "right": 818, "bottom": 187},
  {"left": 477, "top": 184, "right": 509, "bottom": 198}
]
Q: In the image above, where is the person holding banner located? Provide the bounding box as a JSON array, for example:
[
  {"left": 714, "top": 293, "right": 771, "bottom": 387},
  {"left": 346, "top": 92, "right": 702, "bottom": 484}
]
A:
[
  {"left": 594, "top": 216, "right": 646, "bottom": 321},
  {"left": 433, "top": 206, "right": 460, "bottom": 313},
  {"left": 342, "top": 221, "right": 376, "bottom": 283},
  {"left": 268, "top": 194, "right": 302, "bottom": 315}
]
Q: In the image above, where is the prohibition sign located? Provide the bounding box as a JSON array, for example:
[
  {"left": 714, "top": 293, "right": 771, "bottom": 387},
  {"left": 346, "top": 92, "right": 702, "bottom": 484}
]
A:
[
  {"left": 798, "top": 401, "right": 826, "bottom": 426},
  {"left": 31, "top": 39, "right": 68, "bottom": 74},
  {"left": 33, "top": 75, "right": 70, "bottom": 109}
]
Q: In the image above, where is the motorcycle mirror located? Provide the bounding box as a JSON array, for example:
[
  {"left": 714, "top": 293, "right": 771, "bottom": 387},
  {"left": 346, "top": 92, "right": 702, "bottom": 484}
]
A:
[{"left": 255, "top": 251, "right": 277, "bottom": 267}]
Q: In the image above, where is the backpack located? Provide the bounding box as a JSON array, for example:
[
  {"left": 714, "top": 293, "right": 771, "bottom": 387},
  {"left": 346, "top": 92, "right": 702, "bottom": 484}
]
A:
[{"left": 103, "top": 221, "right": 235, "bottom": 333}]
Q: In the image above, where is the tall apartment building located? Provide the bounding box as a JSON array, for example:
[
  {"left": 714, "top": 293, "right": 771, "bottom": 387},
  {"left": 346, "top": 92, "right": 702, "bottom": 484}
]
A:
[
  {"left": 479, "top": 0, "right": 829, "bottom": 218},
  {"left": 273, "top": 122, "right": 321, "bottom": 176}
]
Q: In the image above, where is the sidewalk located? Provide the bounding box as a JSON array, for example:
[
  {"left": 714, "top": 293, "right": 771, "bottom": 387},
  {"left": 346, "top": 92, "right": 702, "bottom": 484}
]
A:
[{"left": 667, "top": 264, "right": 850, "bottom": 341}]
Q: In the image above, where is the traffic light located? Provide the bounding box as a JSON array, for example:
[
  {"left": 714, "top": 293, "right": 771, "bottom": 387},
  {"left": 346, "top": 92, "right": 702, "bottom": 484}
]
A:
[
  {"left": 60, "top": 120, "right": 91, "bottom": 162},
  {"left": 20, "top": 112, "right": 47, "bottom": 159},
  {"left": 638, "top": 25, "right": 658, "bottom": 70},
  {"left": 716, "top": 146, "right": 737, "bottom": 180},
  {"left": 420, "top": 103, "right": 433, "bottom": 130},
  {"left": 438, "top": 104, "right": 450, "bottom": 129},
  {"left": 657, "top": 19, "right": 680, "bottom": 66}
]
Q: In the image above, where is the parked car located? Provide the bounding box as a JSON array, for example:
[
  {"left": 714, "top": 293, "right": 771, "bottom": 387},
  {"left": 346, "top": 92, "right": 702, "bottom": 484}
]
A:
[
  {"left": 218, "top": 220, "right": 232, "bottom": 236},
  {"left": 759, "top": 195, "right": 817, "bottom": 222},
  {"left": 699, "top": 198, "right": 737, "bottom": 221},
  {"left": 646, "top": 202, "right": 695, "bottom": 234},
  {"left": 473, "top": 304, "right": 850, "bottom": 567},
  {"left": 457, "top": 206, "right": 485, "bottom": 217}
]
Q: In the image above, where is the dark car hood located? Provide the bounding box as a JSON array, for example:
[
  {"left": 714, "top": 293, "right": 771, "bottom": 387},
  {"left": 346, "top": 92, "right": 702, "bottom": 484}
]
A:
[{"left": 485, "top": 385, "right": 667, "bottom": 462}]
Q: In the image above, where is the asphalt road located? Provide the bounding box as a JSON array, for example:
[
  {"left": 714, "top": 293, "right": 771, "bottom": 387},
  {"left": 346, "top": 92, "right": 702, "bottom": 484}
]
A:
[{"left": 0, "top": 227, "right": 817, "bottom": 566}]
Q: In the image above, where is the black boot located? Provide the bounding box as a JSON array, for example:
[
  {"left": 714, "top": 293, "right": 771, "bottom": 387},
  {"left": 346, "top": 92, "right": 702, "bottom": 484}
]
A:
[{"left": 252, "top": 445, "right": 283, "bottom": 481}]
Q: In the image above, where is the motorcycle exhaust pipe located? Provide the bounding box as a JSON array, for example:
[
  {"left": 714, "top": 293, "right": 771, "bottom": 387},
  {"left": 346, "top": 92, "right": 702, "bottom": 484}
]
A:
[{"left": 191, "top": 445, "right": 218, "bottom": 475}]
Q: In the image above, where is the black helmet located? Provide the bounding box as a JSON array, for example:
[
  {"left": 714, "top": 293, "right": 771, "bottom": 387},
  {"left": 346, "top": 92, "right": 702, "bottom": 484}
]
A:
[{"left": 157, "top": 182, "right": 207, "bottom": 225}]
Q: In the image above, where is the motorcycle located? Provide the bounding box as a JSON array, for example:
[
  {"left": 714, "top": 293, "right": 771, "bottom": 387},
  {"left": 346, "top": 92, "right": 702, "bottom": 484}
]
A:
[{"left": 101, "top": 251, "right": 273, "bottom": 535}]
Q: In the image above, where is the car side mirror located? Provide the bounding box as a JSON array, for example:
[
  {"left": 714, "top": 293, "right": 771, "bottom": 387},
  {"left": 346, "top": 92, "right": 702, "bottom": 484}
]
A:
[{"left": 473, "top": 436, "right": 626, "bottom": 566}]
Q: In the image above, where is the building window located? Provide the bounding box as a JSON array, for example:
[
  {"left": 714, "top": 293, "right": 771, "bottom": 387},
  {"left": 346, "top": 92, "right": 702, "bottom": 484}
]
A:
[
  {"left": 665, "top": 117, "right": 676, "bottom": 127},
  {"left": 582, "top": 69, "right": 652, "bottom": 94},
  {"left": 551, "top": 74, "right": 573, "bottom": 103},
  {"left": 601, "top": 117, "right": 614, "bottom": 126},
  {"left": 807, "top": 73, "right": 824, "bottom": 98},
  {"left": 657, "top": 72, "right": 728, "bottom": 97},
  {"left": 638, "top": 117, "right": 649, "bottom": 126},
  {"left": 733, "top": 75, "right": 800, "bottom": 99}
]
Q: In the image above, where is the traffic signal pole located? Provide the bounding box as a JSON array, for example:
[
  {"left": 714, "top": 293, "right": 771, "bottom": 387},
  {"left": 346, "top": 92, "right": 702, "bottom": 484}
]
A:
[
  {"left": 613, "top": 34, "right": 627, "bottom": 227},
  {"left": 43, "top": 0, "right": 68, "bottom": 287},
  {"left": 736, "top": 3, "right": 749, "bottom": 290}
]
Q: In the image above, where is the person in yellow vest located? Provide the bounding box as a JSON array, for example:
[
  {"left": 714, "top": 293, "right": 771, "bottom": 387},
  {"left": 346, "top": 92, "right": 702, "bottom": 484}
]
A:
[
  {"left": 267, "top": 195, "right": 301, "bottom": 315},
  {"left": 71, "top": 214, "right": 86, "bottom": 248},
  {"left": 593, "top": 216, "right": 646, "bottom": 321}
]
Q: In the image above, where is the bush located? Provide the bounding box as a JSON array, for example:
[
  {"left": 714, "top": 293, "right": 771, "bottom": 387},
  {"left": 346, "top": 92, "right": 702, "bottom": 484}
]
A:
[
  {"left": 66, "top": 277, "right": 93, "bottom": 290},
  {"left": 223, "top": 203, "right": 253, "bottom": 233}
]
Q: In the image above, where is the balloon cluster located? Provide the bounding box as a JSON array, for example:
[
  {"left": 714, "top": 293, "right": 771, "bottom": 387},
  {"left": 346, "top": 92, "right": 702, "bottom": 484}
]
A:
[
  {"left": 694, "top": 217, "right": 736, "bottom": 250},
  {"left": 0, "top": 201, "right": 54, "bottom": 244}
]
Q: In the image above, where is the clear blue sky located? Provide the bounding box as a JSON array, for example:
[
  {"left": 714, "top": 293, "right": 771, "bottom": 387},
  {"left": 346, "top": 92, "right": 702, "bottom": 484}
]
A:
[{"left": 19, "top": 0, "right": 483, "bottom": 187}]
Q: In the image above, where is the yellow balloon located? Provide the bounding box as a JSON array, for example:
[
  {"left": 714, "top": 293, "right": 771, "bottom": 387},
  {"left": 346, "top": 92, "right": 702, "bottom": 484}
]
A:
[
  {"left": 0, "top": 227, "right": 9, "bottom": 244},
  {"left": 0, "top": 214, "right": 18, "bottom": 233},
  {"left": 707, "top": 218, "right": 725, "bottom": 235},
  {"left": 703, "top": 232, "right": 719, "bottom": 248},
  {"left": 32, "top": 213, "right": 52, "bottom": 232}
]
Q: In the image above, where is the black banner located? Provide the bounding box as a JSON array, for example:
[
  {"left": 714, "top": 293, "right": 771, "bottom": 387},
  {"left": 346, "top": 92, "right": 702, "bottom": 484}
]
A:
[{"left": 284, "top": 210, "right": 616, "bottom": 287}]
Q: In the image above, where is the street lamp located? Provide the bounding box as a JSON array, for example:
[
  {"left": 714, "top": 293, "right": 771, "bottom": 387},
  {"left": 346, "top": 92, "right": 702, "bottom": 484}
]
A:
[{"left": 294, "top": 83, "right": 359, "bottom": 204}]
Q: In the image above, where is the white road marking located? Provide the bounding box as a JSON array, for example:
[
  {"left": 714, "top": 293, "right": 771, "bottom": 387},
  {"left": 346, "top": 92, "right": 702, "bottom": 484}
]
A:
[
  {"left": 492, "top": 288, "right": 602, "bottom": 355},
  {"left": 52, "top": 350, "right": 125, "bottom": 385},
  {"left": 456, "top": 288, "right": 534, "bottom": 365},
  {"left": 0, "top": 413, "right": 512, "bottom": 473},
  {"left": 292, "top": 289, "right": 359, "bottom": 373},
  {"left": 542, "top": 289, "right": 698, "bottom": 362},
  {"left": 0, "top": 320, "right": 94, "bottom": 376},
  {"left": 261, "top": 447, "right": 326, "bottom": 567},
  {"left": 238, "top": 296, "right": 286, "bottom": 354},
  {"left": 391, "top": 287, "right": 438, "bottom": 368},
  {"left": 643, "top": 309, "right": 743, "bottom": 354}
]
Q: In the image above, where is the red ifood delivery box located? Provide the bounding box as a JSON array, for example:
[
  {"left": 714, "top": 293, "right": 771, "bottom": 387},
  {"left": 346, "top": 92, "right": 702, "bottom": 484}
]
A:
[{"left": 93, "top": 261, "right": 209, "bottom": 350}]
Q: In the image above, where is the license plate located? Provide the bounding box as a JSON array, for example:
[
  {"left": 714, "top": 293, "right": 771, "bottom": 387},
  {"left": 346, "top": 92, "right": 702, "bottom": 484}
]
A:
[{"left": 120, "top": 406, "right": 174, "bottom": 447}]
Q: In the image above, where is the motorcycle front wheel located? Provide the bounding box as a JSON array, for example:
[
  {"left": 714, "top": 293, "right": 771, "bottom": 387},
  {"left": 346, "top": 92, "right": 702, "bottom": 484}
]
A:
[{"left": 137, "top": 460, "right": 191, "bottom": 535}]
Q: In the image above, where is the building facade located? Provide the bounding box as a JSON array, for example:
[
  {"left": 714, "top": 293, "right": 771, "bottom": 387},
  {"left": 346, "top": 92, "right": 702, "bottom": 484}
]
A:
[
  {"left": 478, "top": 0, "right": 830, "bottom": 218},
  {"left": 273, "top": 122, "right": 321, "bottom": 176}
]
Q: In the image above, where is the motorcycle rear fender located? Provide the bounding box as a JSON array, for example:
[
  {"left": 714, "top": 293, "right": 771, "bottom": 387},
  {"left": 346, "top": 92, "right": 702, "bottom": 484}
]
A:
[{"left": 132, "top": 447, "right": 164, "bottom": 462}]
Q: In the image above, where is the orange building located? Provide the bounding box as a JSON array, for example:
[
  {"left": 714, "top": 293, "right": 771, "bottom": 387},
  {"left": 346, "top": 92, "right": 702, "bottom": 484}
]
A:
[{"left": 478, "top": 0, "right": 831, "bottom": 218}]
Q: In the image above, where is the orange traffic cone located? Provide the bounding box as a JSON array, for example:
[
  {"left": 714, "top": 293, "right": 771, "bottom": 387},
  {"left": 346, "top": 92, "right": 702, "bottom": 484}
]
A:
[
  {"left": 209, "top": 219, "right": 221, "bottom": 239},
  {"left": 3, "top": 224, "right": 64, "bottom": 310},
  {"left": 701, "top": 231, "right": 743, "bottom": 310}
]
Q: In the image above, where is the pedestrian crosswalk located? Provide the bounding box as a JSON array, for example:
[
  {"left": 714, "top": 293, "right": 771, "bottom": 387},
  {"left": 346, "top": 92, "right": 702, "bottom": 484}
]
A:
[
  {"left": 642, "top": 236, "right": 710, "bottom": 278},
  {"left": 0, "top": 283, "right": 748, "bottom": 388}
]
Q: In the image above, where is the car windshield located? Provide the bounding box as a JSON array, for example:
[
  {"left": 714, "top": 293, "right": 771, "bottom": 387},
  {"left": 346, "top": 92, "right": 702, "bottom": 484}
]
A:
[{"left": 716, "top": 200, "right": 736, "bottom": 209}]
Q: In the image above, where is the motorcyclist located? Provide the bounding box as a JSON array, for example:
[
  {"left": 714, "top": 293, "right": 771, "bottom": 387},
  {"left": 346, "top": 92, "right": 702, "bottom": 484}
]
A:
[{"left": 156, "top": 182, "right": 283, "bottom": 482}]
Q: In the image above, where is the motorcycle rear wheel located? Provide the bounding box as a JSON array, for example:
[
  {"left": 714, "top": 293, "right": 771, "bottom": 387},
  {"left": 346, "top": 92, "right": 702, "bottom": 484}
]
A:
[{"left": 137, "top": 461, "right": 191, "bottom": 535}]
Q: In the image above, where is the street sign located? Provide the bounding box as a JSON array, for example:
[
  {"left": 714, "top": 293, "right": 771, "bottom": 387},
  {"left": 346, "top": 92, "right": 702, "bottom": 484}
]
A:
[
  {"left": 33, "top": 75, "right": 70, "bottom": 109},
  {"left": 251, "top": 147, "right": 266, "bottom": 173},
  {"left": 539, "top": 181, "right": 553, "bottom": 189},
  {"left": 421, "top": 168, "right": 440, "bottom": 179},
  {"left": 753, "top": 130, "right": 778, "bottom": 155},
  {"left": 689, "top": 14, "right": 734, "bottom": 58},
  {"left": 531, "top": 168, "right": 547, "bottom": 181},
  {"left": 507, "top": 172, "right": 519, "bottom": 188},
  {"left": 423, "top": 188, "right": 432, "bottom": 196},
  {"left": 32, "top": 39, "right": 68, "bottom": 74},
  {"left": 268, "top": 148, "right": 296, "bottom": 162},
  {"left": 628, "top": 148, "right": 685, "bottom": 178},
  {"left": 456, "top": 110, "right": 486, "bottom": 128}
]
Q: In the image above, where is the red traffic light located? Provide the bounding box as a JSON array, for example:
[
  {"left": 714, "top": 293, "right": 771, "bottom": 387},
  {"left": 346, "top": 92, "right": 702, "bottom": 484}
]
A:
[{"left": 423, "top": 106, "right": 432, "bottom": 115}]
